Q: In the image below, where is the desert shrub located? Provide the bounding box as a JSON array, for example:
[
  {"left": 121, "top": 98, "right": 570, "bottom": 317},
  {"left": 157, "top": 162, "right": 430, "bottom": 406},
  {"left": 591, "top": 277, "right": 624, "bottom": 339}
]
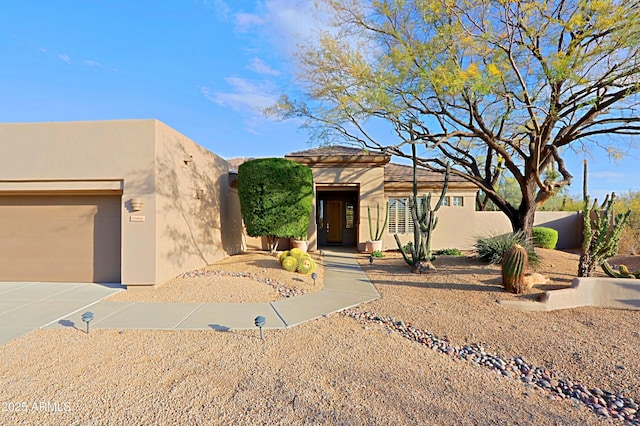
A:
[
  {"left": 433, "top": 248, "right": 463, "bottom": 256},
  {"left": 371, "top": 250, "right": 385, "bottom": 258},
  {"left": 474, "top": 231, "right": 539, "bottom": 265},
  {"left": 531, "top": 227, "right": 558, "bottom": 249}
]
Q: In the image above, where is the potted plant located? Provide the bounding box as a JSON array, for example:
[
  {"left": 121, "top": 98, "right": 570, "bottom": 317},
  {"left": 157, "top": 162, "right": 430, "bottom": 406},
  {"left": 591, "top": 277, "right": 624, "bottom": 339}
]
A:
[
  {"left": 291, "top": 234, "right": 308, "bottom": 252},
  {"left": 366, "top": 202, "right": 388, "bottom": 253}
]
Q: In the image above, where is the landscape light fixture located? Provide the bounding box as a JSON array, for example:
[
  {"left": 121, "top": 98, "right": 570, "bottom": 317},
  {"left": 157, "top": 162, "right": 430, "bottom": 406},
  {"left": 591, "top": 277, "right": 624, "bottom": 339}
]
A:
[
  {"left": 369, "top": 255, "right": 374, "bottom": 266},
  {"left": 81, "top": 311, "right": 94, "bottom": 334},
  {"left": 311, "top": 272, "right": 317, "bottom": 286},
  {"left": 254, "top": 315, "right": 266, "bottom": 340}
]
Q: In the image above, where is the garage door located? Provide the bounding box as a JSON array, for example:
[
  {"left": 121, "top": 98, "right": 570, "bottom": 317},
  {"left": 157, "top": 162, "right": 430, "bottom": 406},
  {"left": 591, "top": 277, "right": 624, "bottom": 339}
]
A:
[{"left": 0, "top": 195, "right": 121, "bottom": 283}]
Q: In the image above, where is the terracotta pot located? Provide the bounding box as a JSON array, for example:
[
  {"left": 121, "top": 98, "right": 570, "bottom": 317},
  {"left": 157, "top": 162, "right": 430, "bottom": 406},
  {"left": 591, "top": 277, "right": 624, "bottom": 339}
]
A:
[
  {"left": 366, "top": 240, "right": 383, "bottom": 253},
  {"left": 291, "top": 239, "right": 308, "bottom": 252}
]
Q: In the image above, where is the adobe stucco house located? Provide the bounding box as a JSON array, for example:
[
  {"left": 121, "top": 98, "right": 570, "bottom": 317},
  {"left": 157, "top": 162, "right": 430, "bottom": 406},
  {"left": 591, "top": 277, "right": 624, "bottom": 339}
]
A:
[
  {"left": 1, "top": 120, "right": 579, "bottom": 287},
  {"left": 282, "top": 147, "right": 479, "bottom": 252},
  {"left": 0, "top": 120, "right": 243, "bottom": 286}
]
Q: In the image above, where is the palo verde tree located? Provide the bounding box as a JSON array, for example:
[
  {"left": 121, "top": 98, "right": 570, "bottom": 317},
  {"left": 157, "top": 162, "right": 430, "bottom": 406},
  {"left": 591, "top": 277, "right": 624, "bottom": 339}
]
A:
[
  {"left": 238, "top": 158, "right": 314, "bottom": 253},
  {"left": 272, "top": 0, "right": 640, "bottom": 237}
]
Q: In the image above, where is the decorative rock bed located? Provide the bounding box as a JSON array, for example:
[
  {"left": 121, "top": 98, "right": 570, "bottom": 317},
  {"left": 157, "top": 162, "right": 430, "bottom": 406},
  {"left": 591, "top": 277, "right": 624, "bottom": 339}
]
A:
[
  {"left": 177, "top": 269, "right": 306, "bottom": 299},
  {"left": 343, "top": 309, "right": 640, "bottom": 425}
]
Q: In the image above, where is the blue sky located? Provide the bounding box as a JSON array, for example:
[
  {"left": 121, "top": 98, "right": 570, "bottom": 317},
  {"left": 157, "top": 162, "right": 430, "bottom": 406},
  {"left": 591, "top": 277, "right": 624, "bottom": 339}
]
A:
[{"left": 1, "top": 0, "right": 637, "bottom": 200}]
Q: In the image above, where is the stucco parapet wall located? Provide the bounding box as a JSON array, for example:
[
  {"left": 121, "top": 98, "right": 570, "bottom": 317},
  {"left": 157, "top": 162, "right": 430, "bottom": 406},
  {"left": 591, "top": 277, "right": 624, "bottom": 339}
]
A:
[
  {"left": 498, "top": 277, "right": 640, "bottom": 311},
  {"left": 285, "top": 154, "right": 390, "bottom": 167}
]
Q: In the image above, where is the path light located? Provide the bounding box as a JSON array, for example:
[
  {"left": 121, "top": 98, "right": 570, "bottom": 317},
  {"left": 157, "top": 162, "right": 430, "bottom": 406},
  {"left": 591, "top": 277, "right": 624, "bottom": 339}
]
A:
[
  {"left": 311, "top": 272, "right": 317, "bottom": 286},
  {"left": 81, "top": 311, "right": 94, "bottom": 334},
  {"left": 254, "top": 315, "right": 266, "bottom": 340},
  {"left": 369, "top": 255, "right": 374, "bottom": 266}
]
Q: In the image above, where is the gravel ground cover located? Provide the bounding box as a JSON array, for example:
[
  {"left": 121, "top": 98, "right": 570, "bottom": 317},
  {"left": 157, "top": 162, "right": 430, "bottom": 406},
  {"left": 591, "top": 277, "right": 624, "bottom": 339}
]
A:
[{"left": 0, "top": 249, "right": 638, "bottom": 425}]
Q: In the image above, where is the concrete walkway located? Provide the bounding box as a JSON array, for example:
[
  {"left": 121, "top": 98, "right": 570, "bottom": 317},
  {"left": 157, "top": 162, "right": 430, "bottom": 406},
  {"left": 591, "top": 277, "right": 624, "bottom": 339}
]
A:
[
  {"left": 38, "top": 250, "right": 379, "bottom": 334},
  {"left": 0, "top": 282, "right": 123, "bottom": 345}
]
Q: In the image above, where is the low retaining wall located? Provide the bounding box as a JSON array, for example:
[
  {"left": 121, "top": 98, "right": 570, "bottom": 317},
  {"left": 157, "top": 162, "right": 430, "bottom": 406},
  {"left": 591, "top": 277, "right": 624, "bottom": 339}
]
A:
[{"left": 499, "top": 277, "right": 640, "bottom": 311}]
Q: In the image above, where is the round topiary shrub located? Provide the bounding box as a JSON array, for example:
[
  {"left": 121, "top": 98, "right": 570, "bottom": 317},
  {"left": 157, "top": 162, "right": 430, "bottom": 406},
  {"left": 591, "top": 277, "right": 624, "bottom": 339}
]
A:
[
  {"left": 281, "top": 256, "right": 298, "bottom": 272},
  {"left": 532, "top": 227, "right": 558, "bottom": 249},
  {"left": 297, "top": 257, "right": 316, "bottom": 274}
]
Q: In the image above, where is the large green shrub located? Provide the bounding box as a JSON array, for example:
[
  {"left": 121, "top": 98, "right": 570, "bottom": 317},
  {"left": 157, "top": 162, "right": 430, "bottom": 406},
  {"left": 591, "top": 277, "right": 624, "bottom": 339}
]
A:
[
  {"left": 474, "top": 231, "right": 539, "bottom": 266},
  {"left": 238, "top": 158, "right": 313, "bottom": 252},
  {"left": 531, "top": 227, "right": 558, "bottom": 249}
]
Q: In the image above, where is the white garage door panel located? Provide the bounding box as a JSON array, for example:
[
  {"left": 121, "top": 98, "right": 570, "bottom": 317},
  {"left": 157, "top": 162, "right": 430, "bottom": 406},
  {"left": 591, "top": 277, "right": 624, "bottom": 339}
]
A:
[{"left": 0, "top": 195, "right": 121, "bottom": 283}]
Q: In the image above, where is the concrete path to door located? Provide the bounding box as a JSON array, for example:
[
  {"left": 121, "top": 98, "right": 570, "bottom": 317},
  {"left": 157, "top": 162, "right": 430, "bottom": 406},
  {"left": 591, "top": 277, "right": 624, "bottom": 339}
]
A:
[
  {"left": 1, "top": 251, "right": 379, "bottom": 344},
  {"left": 0, "top": 282, "right": 123, "bottom": 345}
]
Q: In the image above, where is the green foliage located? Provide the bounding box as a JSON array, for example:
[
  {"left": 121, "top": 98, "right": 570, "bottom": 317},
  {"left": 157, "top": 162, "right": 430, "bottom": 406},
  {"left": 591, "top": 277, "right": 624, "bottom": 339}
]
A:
[
  {"left": 275, "top": 0, "right": 640, "bottom": 237},
  {"left": 474, "top": 231, "right": 539, "bottom": 266},
  {"left": 238, "top": 158, "right": 313, "bottom": 252},
  {"left": 433, "top": 248, "right": 463, "bottom": 256},
  {"left": 368, "top": 202, "right": 389, "bottom": 241},
  {"left": 501, "top": 244, "right": 529, "bottom": 294},
  {"left": 578, "top": 192, "right": 631, "bottom": 277},
  {"left": 531, "top": 227, "right": 558, "bottom": 249},
  {"left": 371, "top": 250, "right": 385, "bottom": 258}
]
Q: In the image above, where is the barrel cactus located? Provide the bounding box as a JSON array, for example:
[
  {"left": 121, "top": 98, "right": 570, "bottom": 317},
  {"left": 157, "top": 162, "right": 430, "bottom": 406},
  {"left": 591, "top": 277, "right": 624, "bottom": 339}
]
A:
[
  {"left": 289, "top": 248, "right": 305, "bottom": 260},
  {"left": 281, "top": 256, "right": 298, "bottom": 272},
  {"left": 279, "top": 250, "right": 290, "bottom": 264},
  {"left": 501, "top": 244, "right": 530, "bottom": 294},
  {"left": 297, "top": 257, "right": 316, "bottom": 275}
]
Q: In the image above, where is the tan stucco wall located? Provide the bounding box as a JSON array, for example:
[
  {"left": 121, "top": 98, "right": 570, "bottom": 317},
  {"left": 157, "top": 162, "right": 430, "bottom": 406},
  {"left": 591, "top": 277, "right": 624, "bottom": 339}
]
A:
[
  {"left": 0, "top": 120, "right": 157, "bottom": 285},
  {"left": 474, "top": 210, "right": 582, "bottom": 249},
  {"left": 0, "top": 119, "right": 243, "bottom": 286},
  {"left": 384, "top": 190, "right": 478, "bottom": 251},
  {"left": 311, "top": 165, "right": 386, "bottom": 251},
  {"left": 153, "top": 122, "right": 242, "bottom": 284}
]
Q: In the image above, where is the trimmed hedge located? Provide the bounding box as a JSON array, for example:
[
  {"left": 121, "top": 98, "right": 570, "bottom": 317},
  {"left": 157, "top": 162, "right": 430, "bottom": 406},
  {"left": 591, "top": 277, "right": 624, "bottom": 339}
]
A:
[
  {"left": 532, "top": 227, "right": 558, "bottom": 249},
  {"left": 238, "top": 158, "right": 314, "bottom": 242}
]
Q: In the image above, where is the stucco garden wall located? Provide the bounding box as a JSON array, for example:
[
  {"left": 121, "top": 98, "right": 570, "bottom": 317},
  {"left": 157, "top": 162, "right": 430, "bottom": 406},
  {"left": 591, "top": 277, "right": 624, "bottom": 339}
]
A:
[{"left": 153, "top": 122, "right": 243, "bottom": 285}]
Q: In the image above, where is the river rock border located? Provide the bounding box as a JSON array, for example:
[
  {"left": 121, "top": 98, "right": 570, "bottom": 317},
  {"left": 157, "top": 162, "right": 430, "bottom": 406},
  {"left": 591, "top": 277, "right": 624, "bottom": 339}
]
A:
[
  {"left": 343, "top": 309, "right": 639, "bottom": 425},
  {"left": 177, "top": 269, "right": 306, "bottom": 299}
]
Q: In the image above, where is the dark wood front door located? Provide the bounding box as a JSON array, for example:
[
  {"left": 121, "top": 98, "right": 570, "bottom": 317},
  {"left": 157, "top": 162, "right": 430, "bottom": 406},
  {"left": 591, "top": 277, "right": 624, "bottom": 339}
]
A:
[{"left": 326, "top": 200, "right": 343, "bottom": 243}]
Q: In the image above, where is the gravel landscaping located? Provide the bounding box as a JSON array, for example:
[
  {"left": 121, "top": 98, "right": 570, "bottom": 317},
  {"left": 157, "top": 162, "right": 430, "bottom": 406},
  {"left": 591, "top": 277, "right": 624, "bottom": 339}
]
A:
[{"left": 1, "top": 248, "right": 638, "bottom": 425}]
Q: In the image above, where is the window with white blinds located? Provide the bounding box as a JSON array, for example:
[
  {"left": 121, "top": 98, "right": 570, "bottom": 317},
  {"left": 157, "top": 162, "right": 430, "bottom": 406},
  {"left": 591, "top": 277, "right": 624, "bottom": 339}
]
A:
[{"left": 388, "top": 197, "right": 425, "bottom": 234}]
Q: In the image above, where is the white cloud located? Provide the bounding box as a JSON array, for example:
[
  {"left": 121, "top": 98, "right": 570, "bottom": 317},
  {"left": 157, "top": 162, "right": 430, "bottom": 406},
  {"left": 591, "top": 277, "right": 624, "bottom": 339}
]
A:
[
  {"left": 58, "top": 53, "right": 71, "bottom": 64},
  {"left": 200, "top": 0, "right": 231, "bottom": 19},
  {"left": 590, "top": 171, "right": 624, "bottom": 179},
  {"left": 202, "top": 77, "right": 276, "bottom": 111},
  {"left": 248, "top": 57, "right": 280, "bottom": 76},
  {"left": 83, "top": 60, "right": 102, "bottom": 68},
  {"left": 235, "top": 12, "right": 264, "bottom": 31}
]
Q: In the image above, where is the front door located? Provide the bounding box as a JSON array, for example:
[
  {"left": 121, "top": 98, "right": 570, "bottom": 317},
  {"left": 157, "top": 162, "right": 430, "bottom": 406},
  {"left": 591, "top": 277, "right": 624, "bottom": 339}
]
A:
[
  {"left": 317, "top": 190, "right": 358, "bottom": 247},
  {"left": 326, "top": 200, "right": 343, "bottom": 243}
]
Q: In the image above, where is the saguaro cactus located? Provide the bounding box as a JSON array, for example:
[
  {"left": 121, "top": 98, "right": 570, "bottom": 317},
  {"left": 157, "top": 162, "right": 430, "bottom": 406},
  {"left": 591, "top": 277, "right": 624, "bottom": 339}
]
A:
[
  {"left": 501, "top": 244, "right": 529, "bottom": 294},
  {"left": 394, "top": 144, "right": 450, "bottom": 272},
  {"left": 578, "top": 193, "right": 631, "bottom": 277}
]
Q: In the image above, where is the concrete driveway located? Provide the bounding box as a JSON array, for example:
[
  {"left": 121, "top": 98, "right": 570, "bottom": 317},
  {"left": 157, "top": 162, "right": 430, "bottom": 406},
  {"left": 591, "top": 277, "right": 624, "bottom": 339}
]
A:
[{"left": 0, "top": 282, "right": 122, "bottom": 345}]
